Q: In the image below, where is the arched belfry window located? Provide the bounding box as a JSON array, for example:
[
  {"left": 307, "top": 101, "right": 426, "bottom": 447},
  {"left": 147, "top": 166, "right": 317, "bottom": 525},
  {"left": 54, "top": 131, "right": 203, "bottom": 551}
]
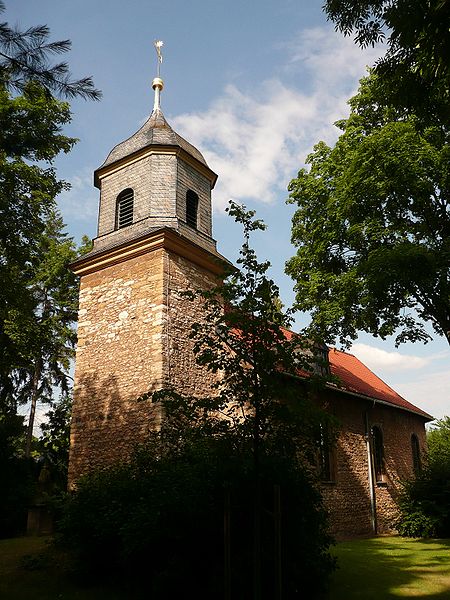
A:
[
  {"left": 116, "top": 188, "right": 134, "bottom": 229},
  {"left": 371, "top": 425, "right": 385, "bottom": 483},
  {"left": 411, "top": 434, "right": 422, "bottom": 473},
  {"left": 186, "top": 190, "right": 199, "bottom": 229}
]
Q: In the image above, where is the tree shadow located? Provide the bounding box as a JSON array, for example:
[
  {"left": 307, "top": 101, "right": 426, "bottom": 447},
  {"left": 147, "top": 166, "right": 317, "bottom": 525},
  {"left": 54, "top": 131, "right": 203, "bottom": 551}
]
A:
[
  {"left": 329, "top": 537, "right": 450, "bottom": 599},
  {"left": 68, "top": 371, "right": 160, "bottom": 485}
]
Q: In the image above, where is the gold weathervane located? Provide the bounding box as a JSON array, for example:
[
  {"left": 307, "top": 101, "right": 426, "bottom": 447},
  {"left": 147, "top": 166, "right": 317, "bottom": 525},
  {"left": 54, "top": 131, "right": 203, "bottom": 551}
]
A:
[{"left": 154, "top": 40, "right": 163, "bottom": 77}]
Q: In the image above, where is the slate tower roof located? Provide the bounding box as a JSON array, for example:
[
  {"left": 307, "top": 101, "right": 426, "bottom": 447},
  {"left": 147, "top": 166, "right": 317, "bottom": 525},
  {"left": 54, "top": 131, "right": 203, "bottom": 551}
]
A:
[
  {"left": 72, "top": 63, "right": 226, "bottom": 273},
  {"left": 97, "top": 107, "right": 209, "bottom": 175}
]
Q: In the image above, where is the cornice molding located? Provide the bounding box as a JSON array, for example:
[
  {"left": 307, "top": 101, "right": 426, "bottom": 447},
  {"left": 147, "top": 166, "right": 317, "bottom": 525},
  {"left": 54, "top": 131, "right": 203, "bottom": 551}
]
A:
[
  {"left": 70, "top": 228, "right": 229, "bottom": 277},
  {"left": 94, "top": 145, "right": 218, "bottom": 189}
]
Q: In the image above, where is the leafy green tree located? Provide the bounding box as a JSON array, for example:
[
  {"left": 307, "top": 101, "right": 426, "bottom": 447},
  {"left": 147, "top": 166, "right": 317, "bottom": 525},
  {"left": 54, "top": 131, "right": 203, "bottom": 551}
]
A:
[
  {"left": 182, "top": 201, "right": 334, "bottom": 599},
  {"left": 61, "top": 203, "right": 336, "bottom": 599},
  {"left": 0, "top": 1, "right": 101, "bottom": 100},
  {"left": 397, "top": 417, "right": 450, "bottom": 538},
  {"left": 0, "top": 82, "right": 85, "bottom": 437},
  {"left": 0, "top": 412, "right": 37, "bottom": 537},
  {"left": 0, "top": 82, "right": 75, "bottom": 409},
  {"left": 0, "top": 4, "right": 99, "bottom": 527},
  {"left": 22, "top": 212, "right": 82, "bottom": 457},
  {"left": 286, "top": 73, "right": 450, "bottom": 348},
  {"left": 323, "top": 0, "right": 449, "bottom": 123},
  {"left": 427, "top": 417, "right": 450, "bottom": 465},
  {"left": 39, "top": 393, "right": 72, "bottom": 489},
  {"left": 61, "top": 422, "right": 334, "bottom": 599}
]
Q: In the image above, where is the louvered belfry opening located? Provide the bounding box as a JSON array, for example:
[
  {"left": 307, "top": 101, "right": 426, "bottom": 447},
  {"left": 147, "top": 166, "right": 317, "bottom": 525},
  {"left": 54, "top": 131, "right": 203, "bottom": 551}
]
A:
[
  {"left": 186, "top": 190, "right": 198, "bottom": 228},
  {"left": 117, "top": 188, "right": 134, "bottom": 229}
]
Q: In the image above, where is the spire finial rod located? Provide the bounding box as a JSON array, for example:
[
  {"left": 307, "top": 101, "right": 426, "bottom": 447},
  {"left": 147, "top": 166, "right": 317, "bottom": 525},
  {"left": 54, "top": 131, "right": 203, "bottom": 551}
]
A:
[
  {"left": 152, "top": 40, "right": 164, "bottom": 112},
  {"left": 154, "top": 40, "right": 163, "bottom": 77}
]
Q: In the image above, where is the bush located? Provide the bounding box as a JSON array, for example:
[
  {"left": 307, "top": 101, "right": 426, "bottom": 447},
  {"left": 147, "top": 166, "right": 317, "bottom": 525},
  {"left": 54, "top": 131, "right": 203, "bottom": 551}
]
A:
[
  {"left": 0, "top": 413, "right": 37, "bottom": 538},
  {"left": 59, "top": 441, "right": 335, "bottom": 599},
  {"left": 397, "top": 418, "right": 450, "bottom": 538}
]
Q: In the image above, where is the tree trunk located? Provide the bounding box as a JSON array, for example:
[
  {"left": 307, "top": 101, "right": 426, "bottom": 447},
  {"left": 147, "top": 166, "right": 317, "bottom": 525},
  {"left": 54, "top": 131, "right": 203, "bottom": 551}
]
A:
[{"left": 25, "top": 357, "right": 42, "bottom": 458}]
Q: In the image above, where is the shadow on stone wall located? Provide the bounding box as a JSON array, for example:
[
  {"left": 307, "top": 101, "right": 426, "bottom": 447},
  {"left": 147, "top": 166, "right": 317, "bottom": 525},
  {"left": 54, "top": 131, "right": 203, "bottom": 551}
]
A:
[
  {"left": 68, "top": 371, "right": 160, "bottom": 486},
  {"left": 323, "top": 436, "right": 374, "bottom": 539}
]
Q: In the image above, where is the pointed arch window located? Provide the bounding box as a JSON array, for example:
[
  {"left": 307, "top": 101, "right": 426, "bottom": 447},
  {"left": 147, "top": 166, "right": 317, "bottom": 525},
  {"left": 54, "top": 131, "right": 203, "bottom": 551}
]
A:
[
  {"left": 186, "top": 190, "right": 199, "bottom": 229},
  {"left": 371, "top": 425, "right": 385, "bottom": 483},
  {"left": 116, "top": 188, "right": 134, "bottom": 229},
  {"left": 411, "top": 434, "right": 422, "bottom": 473}
]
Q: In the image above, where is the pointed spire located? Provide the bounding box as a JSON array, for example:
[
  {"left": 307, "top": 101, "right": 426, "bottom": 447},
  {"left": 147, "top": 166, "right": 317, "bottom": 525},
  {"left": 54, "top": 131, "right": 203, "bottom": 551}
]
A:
[{"left": 152, "top": 40, "right": 164, "bottom": 112}]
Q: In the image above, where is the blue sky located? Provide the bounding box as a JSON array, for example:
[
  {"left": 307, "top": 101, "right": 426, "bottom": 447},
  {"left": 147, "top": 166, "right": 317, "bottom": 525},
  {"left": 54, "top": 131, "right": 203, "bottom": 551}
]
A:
[{"left": 8, "top": 1, "right": 449, "bottom": 422}]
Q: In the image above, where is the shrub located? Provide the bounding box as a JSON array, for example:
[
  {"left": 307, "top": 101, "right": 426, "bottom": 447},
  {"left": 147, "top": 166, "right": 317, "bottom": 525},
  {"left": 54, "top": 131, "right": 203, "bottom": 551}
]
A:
[
  {"left": 60, "top": 441, "right": 335, "bottom": 599},
  {"left": 397, "top": 418, "right": 450, "bottom": 538}
]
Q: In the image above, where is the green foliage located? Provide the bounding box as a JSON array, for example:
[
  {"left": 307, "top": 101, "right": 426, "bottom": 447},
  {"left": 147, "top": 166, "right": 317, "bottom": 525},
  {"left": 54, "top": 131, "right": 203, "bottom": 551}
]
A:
[
  {"left": 397, "top": 417, "right": 450, "bottom": 538},
  {"left": 39, "top": 394, "right": 72, "bottom": 489},
  {"left": 0, "top": 413, "right": 36, "bottom": 537},
  {"left": 0, "top": 1, "right": 101, "bottom": 100},
  {"left": 0, "top": 82, "right": 81, "bottom": 414},
  {"left": 323, "top": 0, "right": 450, "bottom": 124},
  {"left": 61, "top": 203, "right": 336, "bottom": 598},
  {"left": 396, "top": 505, "right": 438, "bottom": 539},
  {"left": 427, "top": 416, "right": 450, "bottom": 462},
  {"left": 188, "top": 201, "right": 333, "bottom": 461},
  {"left": 60, "top": 398, "right": 335, "bottom": 599},
  {"left": 287, "top": 73, "right": 450, "bottom": 348}
]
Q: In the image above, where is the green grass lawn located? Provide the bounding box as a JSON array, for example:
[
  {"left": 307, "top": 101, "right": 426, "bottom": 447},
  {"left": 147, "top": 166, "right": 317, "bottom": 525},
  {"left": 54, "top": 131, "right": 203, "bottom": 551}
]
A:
[
  {"left": 0, "top": 536, "right": 127, "bottom": 600},
  {"left": 2, "top": 534, "right": 450, "bottom": 599},
  {"left": 330, "top": 536, "right": 450, "bottom": 599}
]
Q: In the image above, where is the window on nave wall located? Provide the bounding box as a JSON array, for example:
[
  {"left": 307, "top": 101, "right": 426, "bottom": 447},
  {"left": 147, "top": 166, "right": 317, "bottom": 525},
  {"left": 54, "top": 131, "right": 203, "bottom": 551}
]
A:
[{"left": 371, "top": 425, "right": 385, "bottom": 483}]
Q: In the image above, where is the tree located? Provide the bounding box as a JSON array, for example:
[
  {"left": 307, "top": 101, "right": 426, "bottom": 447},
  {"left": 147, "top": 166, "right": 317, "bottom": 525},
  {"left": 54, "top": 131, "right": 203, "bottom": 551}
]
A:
[
  {"left": 0, "top": 411, "right": 36, "bottom": 537},
  {"left": 183, "top": 201, "right": 335, "bottom": 599},
  {"left": 427, "top": 416, "right": 450, "bottom": 464},
  {"left": 286, "top": 73, "right": 450, "bottom": 348},
  {"left": 22, "top": 212, "right": 83, "bottom": 457},
  {"left": 0, "top": 83, "right": 82, "bottom": 419},
  {"left": 323, "top": 0, "right": 450, "bottom": 123},
  {"left": 187, "top": 201, "right": 330, "bottom": 463},
  {"left": 397, "top": 417, "right": 450, "bottom": 538},
  {"left": 60, "top": 203, "right": 336, "bottom": 599},
  {"left": 39, "top": 393, "right": 72, "bottom": 489},
  {"left": 0, "top": 1, "right": 101, "bottom": 100}
]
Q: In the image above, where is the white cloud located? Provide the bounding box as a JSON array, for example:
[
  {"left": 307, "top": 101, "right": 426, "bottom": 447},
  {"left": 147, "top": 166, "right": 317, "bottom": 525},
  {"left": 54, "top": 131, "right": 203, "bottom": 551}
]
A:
[
  {"left": 284, "top": 27, "right": 382, "bottom": 87},
  {"left": 350, "top": 343, "right": 433, "bottom": 372},
  {"left": 172, "top": 27, "right": 382, "bottom": 211},
  {"left": 57, "top": 167, "right": 98, "bottom": 223},
  {"left": 395, "top": 370, "right": 450, "bottom": 421},
  {"left": 350, "top": 342, "right": 450, "bottom": 420}
]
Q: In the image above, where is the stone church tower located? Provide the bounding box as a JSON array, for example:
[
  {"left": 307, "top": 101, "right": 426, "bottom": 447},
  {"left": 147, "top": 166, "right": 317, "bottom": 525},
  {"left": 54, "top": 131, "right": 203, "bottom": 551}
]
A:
[{"left": 68, "top": 71, "right": 227, "bottom": 485}]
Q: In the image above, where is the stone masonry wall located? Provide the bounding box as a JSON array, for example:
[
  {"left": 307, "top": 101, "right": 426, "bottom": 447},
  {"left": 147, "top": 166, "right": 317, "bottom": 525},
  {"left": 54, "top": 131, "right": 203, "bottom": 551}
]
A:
[
  {"left": 321, "top": 392, "right": 427, "bottom": 538},
  {"left": 69, "top": 246, "right": 220, "bottom": 486},
  {"left": 69, "top": 249, "right": 167, "bottom": 485},
  {"left": 164, "top": 249, "right": 219, "bottom": 397}
]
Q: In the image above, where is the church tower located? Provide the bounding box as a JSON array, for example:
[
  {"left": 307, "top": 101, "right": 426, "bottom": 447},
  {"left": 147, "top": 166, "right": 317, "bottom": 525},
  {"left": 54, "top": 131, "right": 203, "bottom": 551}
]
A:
[{"left": 69, "top": 54, "right": 227, "bottom": 485}]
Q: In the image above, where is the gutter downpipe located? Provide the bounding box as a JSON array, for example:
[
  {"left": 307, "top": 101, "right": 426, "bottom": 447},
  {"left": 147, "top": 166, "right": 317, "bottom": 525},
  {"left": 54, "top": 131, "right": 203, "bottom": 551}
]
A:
[{"left": 365, "top": 407, "right": 377, "bottom": 535}]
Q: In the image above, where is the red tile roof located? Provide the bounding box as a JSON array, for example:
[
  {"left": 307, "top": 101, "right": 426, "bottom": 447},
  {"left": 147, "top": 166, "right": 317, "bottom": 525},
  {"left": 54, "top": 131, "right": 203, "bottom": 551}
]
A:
[{"left": 328, "top": 348, "right": 432, "bottom": 420}]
